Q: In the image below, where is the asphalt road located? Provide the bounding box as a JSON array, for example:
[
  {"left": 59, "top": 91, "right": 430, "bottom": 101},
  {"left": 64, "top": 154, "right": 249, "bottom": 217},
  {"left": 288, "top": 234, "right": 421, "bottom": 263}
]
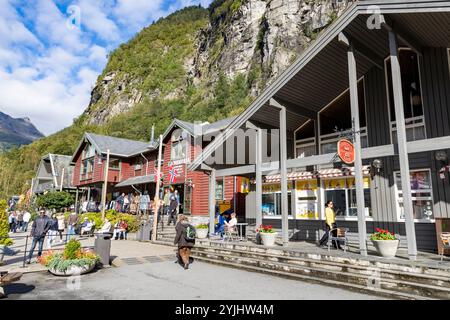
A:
[{"left": 4, "top": 259, "right": 382, "bottom": 300}]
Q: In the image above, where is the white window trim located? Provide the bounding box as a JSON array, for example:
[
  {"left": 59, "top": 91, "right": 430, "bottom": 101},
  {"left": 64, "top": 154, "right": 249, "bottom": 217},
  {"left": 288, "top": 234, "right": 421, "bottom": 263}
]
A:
[{"left": 393, "top": 168, "right": 435, "bottom": 223}]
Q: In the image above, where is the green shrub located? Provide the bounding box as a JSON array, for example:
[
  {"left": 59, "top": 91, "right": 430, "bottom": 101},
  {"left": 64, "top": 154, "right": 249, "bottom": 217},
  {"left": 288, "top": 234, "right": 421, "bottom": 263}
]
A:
[
  {"left": 64, "top": 239, "right": 81, "bottom": 260},
  {"left": 0, "top": 200, "right": 13, "bottom": 246},
  {"left": 196, "top": 223, "right": 209, "bottom": 229},
  {"left": 36, "top": 191, "right": 75, "bottom": 211},
  {"left": 76, "top": 211, "right": 139, "bottom": 233}
]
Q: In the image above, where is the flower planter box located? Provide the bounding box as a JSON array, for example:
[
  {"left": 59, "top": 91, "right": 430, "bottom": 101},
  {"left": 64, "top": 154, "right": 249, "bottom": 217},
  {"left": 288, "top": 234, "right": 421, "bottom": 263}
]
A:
[
  {"left": 196, "top": 228, "right": 209, "bottom": 239},
  {"left": 372, "top": 240, "right": 399, "bottom": 258},
  {"left": 260, "top": 232, "right": 277, "bottom": 247},
  {"left": 48, "top": 262, "right": 96, "bottom": 277}
]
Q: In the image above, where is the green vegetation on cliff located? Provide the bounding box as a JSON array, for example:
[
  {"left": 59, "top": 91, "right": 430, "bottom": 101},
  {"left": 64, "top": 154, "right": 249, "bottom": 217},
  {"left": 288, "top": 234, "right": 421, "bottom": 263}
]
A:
[{"left": 0, "top": 5, "right": 254, "bottom": 198}]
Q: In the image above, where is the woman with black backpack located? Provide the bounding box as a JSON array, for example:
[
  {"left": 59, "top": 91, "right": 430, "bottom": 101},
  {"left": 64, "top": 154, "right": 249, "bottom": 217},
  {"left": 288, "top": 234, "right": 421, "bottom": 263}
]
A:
[{"left": 174, "top": 214, "right": 195, "bottom": 270}]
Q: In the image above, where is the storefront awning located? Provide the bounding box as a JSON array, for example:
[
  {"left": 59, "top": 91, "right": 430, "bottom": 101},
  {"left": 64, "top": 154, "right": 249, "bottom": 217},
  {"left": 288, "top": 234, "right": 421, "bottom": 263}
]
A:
[
  {"left": 115, "top": 175, "right": 157, "bottom": 188},
  {"left": 264, "top": 166, "right": 371, "bottom": 183}
]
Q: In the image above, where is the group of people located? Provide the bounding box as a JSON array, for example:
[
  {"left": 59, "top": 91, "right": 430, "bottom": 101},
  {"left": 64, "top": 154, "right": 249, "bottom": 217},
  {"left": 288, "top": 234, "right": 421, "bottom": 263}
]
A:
[
  {"left": 214, "top": 210, "right": 238, "bottom": 239},
  {"left": 80, "top": 191, "right": 153, "bottom": 215},
  {"left": 8, "top": 210, "right": 31, "bottom": 233}
]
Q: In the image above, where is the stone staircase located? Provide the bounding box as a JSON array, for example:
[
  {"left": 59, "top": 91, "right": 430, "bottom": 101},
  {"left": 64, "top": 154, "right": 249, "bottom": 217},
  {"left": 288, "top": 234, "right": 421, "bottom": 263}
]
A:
[
  {"left": 155, "top": 216, "right": 177, "bottom": 243},
  {"left": 152, "top": 238, "right": 450, "bottom": 300}
]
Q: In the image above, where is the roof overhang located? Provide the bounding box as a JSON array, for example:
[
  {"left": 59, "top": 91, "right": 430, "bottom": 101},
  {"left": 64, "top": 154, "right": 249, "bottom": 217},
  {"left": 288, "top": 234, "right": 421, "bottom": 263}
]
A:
[
  {"left": 115, "top": 175, "right": 157, "bottom": 188},
  {"left": 189, "top": 0, "right": 450, "bottom": 171}
]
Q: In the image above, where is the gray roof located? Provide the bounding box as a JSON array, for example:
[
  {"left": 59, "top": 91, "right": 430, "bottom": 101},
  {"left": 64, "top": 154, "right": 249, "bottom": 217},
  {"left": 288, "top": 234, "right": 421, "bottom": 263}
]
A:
[
  {"left": 189, "top": 0, "right": 450, "bottom": 171},
  {"left": 115, "top": 174, "right": 157, "bottom": 188},
  {"left": 72, "top": 133, "right": 155, "bottom": 161}
]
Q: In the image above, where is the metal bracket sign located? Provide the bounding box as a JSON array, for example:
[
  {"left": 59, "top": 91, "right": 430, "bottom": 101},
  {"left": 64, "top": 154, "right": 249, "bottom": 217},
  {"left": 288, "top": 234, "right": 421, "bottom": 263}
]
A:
[{"left": 337, "top": 139, "right": 355, "bottom": 164}]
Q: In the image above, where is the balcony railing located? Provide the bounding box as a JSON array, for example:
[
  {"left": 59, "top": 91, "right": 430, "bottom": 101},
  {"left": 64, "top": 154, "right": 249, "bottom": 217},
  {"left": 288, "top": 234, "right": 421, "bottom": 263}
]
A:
[{"left": 391, "top": 116, "right": 426, "bottom": 143}]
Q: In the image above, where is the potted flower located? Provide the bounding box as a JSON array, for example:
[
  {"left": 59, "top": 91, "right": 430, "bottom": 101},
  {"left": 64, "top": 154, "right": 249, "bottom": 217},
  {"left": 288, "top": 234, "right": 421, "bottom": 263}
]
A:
[
  {"left": 371, "top": 228, "right": 399, "bottom": 258},
  {"left": 0, "top": 201, "right": 13, "bottom": 266},
  {"left": 257, "top": 224, "right": 277, "bottom": 246},
  {"left": 196, "top": 224, "right": 209, "bottom": 239},
  {"left": 38, "top": 239, "right": 100, "bottom": 276}
]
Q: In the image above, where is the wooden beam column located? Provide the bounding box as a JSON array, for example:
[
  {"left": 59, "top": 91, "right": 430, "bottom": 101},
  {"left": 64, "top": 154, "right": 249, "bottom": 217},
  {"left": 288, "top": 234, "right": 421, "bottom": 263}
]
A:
[
  {"left": 347, "top": 42, "right": 368, "bottom": 256},
  {"left": 209, "top": 169, "right": 216, "bottom": 237},
  {"left": 389, "top": 30, "right": 417, "bottom": 260},
  {"left": 280, "top": 106, "right": 289, "bottom": 246},
  {"left": 255, "top": 128, "right": 263, "bottom": 230}
]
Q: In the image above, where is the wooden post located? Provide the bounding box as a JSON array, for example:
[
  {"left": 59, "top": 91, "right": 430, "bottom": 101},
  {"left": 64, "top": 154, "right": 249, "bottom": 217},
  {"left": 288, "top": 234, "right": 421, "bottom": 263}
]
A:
[
  {"left": 347, "top": 43, "right": 368, "bottom": 256},
  {"left": 389, "top": 31, "right": 417, "bottom": 260},
  {"left": 101, "top": 149, "right": 110, "bottom": 221},
  {"left": 152, "top": 135, "right": 163, "bottom": 242},
  {"left": 255, "top": 128, "right": 263, "bottom": 229},
  {"left": 209, "top": 169, "right": 216, "bottom": 237},
  {"left": 280, "top": 107, "right": 289, "bottom": 246}
]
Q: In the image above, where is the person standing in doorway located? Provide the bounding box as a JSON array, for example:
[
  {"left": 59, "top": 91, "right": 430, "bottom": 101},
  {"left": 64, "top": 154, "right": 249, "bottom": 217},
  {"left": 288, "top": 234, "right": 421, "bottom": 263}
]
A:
[
  {"left": 318, "top": 201, "right": 342, "bottom": 249},
  {"left": 174, "top": 215, "right": 195, "bottom": 270},
  {"left": 167, "top": 190, "right": 179, "bottom": 226},
  {"left": 26, "top": 210, "right": 52, "bottom": 264}
]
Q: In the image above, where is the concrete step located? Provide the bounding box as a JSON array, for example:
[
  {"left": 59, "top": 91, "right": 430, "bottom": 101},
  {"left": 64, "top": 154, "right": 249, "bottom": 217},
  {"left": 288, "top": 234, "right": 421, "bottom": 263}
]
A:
[
  {"left": 152, "top": 239, "right": 449, "bottom": 299},
  {"left": 191, "top": 247, "right": 450, "bottom": 299},
  {"left": 192, "top": 255, "right": 428, "bottom": 301}
]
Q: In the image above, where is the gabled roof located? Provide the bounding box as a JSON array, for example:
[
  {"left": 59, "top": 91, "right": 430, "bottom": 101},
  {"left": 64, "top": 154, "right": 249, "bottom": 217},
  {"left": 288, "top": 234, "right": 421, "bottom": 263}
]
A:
[
  {"left": 188, "top": 0, "right": 450, "bottom": 171},
  {"left": 71, "top": 133, "right": 155, "bottom": 162},
  {"left": 160, "top": 116, "right": 237, "bottom": 143}
]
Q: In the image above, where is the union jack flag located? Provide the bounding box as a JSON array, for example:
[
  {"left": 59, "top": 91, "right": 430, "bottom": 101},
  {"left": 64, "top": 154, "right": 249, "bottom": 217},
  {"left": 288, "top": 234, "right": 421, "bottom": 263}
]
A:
[{"left": 168, "top": 165, "right": 179, "bottom": 184}]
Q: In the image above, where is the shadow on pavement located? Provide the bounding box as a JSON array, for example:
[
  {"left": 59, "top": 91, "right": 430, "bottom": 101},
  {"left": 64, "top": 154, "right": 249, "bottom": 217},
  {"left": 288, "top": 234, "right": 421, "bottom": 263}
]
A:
[{"left": 3, "top": 283, "right": 36, "bottom": 297}]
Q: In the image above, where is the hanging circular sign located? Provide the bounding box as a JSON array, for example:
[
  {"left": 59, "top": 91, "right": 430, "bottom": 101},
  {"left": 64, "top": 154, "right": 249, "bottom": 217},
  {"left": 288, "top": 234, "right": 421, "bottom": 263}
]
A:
[{"left": 337, "top": 139, "right": 355, "bottom": 164}]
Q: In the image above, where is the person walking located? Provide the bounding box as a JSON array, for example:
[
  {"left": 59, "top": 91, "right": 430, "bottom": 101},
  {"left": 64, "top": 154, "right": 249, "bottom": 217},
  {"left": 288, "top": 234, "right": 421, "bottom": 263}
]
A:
[
  {"left": 123, "top": 194, "right": 130, "bottom": 213},
  {"left": 26, "top": 210, "right": 52, "bottom": 264},
  {"left": 57, "top": 213, "right": 65, "bottom": 242},
  {"left": 8, "top": 211, "right": 14, "bottom": 233},
  {"left": 22, "top": 210, "right": 31, "bottom": 232},
  {"left": 16, "top": 211, "right": 24, "bottom": 232},
  {"left": 67, "top": 212, "right": 78, "bottom": 241},
  {"left": 47, "top": 214, "right": 59, "bottom": 249},
  {"left": 318, "top": 201, "right": 342, "bottom": 249},
  {"left": 167, "top": 191, "right": 179, "bottom": 226},
  {"left": 163, "top": 188, "right": 171, "bottom": 216},
  {"left": 173, "top": 215, "right": 195, "bottom": 270}
]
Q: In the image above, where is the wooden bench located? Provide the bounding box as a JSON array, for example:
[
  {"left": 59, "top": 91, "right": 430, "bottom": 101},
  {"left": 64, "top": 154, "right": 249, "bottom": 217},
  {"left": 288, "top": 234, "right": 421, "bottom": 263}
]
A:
[{"left": 0, "top": 272, "right": 23, "bottom": 298}]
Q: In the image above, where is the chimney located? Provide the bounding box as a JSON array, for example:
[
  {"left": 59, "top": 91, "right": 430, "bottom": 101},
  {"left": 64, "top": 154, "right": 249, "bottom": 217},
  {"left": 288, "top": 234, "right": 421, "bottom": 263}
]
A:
[{"left": 150, "top": 124, "right": 155, "bottom": 143}]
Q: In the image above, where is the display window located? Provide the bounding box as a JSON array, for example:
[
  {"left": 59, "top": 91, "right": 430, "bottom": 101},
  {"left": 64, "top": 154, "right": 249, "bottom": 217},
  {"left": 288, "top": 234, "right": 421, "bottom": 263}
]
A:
[
  {"left": 262, "top": 183, "right": 293, "bottom": 217},
  {"left": 394, "top": 169, "right": 434, "bottom": 222},
  {"left": 323, "top": 177, "right": 372, "bottom": 219}
]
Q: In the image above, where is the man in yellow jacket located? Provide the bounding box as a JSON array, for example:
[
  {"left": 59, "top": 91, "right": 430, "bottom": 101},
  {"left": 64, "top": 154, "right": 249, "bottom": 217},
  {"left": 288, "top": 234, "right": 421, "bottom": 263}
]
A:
[{"left": 318, "top": 201, "right": 342, "bottom": 249}]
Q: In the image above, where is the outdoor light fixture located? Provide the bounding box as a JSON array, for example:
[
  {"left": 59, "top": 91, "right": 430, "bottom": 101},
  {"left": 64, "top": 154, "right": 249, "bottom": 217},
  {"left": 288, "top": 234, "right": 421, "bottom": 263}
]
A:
[
  {"left": 370, "top": 159, "right": 383, "bottom": 180},
  {"left": 435, "top": 150, "right": 448, "bottom": 162}
]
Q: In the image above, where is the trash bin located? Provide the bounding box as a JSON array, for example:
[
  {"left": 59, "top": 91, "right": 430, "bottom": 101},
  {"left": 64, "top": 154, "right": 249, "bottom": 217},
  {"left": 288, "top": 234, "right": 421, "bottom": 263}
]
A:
[
  {"left": 138, "top": 222, "right": 152, "bottom": 242},
  {"left": 94, "top": 232, "right": 112, "bottom": 266}
]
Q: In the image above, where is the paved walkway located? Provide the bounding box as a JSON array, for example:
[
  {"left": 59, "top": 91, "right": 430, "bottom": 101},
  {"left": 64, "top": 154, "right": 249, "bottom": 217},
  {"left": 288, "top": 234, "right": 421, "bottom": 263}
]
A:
[
  {"left": 4, "top": 259, "right": 383, "bottom": 300},
  {"left": 0, "top": 231, "right": 174, "bottom": 274}
]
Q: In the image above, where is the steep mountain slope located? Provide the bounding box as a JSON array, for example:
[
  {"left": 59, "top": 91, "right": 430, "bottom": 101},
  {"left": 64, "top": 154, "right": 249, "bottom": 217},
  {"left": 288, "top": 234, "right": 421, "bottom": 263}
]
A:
[
  {"left": 0, "top": 111, "right": 44, "bottom": 151},
  {"left": 0, "top": 0, "right": 353, "bottom": 198}
]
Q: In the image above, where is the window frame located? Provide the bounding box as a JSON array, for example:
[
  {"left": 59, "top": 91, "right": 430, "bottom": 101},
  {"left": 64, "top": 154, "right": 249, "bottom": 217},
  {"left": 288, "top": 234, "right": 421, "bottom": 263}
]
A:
[
  {"left": 384, "top": 48, "right": 427, "bottom": 144},
  {"left": 393, "top": 168, "right": 435, "bottom": 223}
]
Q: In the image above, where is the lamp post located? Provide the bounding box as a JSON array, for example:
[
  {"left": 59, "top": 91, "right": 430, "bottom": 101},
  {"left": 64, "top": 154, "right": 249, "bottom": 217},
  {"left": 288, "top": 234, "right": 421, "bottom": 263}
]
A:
[{"left": 100, "top": 149, "right": 110, "bottom": 220}]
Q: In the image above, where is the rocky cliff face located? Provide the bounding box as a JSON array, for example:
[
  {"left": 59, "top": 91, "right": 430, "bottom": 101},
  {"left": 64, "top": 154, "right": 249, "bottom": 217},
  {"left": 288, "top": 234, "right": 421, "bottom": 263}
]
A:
[
  {"left": 84, "top": 0, "right": 353, "bottom": 125},
  {"left": 0, "top": 111, "right": 44, "bottom": 150}
]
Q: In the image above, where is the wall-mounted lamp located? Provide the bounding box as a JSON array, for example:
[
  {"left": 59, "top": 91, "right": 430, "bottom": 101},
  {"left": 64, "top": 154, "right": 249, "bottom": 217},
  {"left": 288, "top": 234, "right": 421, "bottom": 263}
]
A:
[
  {"left": 370, "top": 159, "right": 383, "bottom": 180},
  {"left": 435, "top": 150, "right": 448, "bottom": 162}
]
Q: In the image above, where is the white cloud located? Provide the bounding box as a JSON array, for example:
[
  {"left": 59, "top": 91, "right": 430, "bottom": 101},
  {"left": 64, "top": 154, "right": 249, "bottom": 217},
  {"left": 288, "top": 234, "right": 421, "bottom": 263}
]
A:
[{"left": 0, "top": 0, "right": 213, "bottom": 135}]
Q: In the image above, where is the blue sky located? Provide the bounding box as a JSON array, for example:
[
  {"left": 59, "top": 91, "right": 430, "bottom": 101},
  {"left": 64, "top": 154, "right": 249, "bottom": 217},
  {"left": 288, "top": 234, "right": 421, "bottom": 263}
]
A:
[{"left": 0, "top": 0, "right": 211, "bottom": 135}]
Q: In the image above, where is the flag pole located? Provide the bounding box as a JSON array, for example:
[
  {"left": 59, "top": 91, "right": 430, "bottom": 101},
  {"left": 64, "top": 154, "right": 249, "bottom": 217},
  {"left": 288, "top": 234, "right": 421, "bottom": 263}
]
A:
[{"left": 152, "top": 135, "right": 163, "bottom": 241}]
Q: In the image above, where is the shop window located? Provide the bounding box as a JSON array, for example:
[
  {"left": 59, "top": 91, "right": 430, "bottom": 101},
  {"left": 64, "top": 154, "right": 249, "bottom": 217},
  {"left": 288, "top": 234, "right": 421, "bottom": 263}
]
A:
[
  {"left": 395, "top": 170, "right": 434, "bottom": 221},
  {"left": 262, "top": 192, "right": 292, "bottom": 216},
  {"left": 215, "top": 178, "right": 224, "bottom": 200},
  {"left": 324, "top": 178, "right": 371, "bottom": 218},
  {"left": 386, "top": 49, "right": 426, "bottom": 143}
]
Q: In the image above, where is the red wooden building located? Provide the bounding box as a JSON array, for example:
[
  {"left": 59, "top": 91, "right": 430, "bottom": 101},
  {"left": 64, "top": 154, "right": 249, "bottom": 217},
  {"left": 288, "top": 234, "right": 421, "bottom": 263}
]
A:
[{"left": 70, "top": 118, "right": 247, "bottom": 216}]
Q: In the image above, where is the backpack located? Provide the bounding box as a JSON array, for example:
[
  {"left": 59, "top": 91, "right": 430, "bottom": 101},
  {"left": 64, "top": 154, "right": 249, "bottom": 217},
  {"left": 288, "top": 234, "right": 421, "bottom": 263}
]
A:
[{"left": 185, "top": 224, "right": 196, "bottom": 241}]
